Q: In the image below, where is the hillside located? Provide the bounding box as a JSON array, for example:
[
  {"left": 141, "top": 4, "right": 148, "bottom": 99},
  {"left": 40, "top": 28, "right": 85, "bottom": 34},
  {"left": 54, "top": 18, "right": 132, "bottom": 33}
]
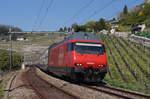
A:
[
  {"left": 100, "top": 33, "right": 150, "bottom": 94},
  {"left": 119, "top": 1, "right": 150, "bottom": 30}
]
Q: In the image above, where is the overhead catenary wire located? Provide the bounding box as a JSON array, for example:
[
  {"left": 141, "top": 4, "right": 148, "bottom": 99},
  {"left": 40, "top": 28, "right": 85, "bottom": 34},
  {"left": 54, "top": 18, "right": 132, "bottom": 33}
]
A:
[
  {"left": 80, "top": 0, "right": 116, "bottom": 24},
  {"left": 57, "top": 0, "right": 96, "bottom": 30},
  {"left": 37, "top": 0, "right": 54, "bottom": 30},
  {"left": 32, "top": 0, "right": 46, "bottom": 31}
]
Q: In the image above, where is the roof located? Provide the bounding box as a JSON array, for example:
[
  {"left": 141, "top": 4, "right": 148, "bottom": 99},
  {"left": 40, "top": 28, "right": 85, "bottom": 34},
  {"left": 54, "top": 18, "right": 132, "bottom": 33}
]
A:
[
  {"left": 50, "top": 32, "right": 102, "bottom": 49},
  {"left": 17, "top": 35, "right": 26, "bottom": 38},
  {"left": 66, "top": 32, "right": 102, "bottom": 41}
]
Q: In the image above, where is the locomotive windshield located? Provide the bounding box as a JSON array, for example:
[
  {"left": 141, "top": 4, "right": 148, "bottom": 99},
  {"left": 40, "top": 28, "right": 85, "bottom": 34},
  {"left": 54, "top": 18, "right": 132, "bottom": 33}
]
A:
[
  {"left": 74, "top": 42, "right": 105, "bottom": 55},
  {"left": 67, "top": 42, "right": 105, "bottom": 55},
  {"left": 74, "top": 43, "right": 105, "bottom": 55}
]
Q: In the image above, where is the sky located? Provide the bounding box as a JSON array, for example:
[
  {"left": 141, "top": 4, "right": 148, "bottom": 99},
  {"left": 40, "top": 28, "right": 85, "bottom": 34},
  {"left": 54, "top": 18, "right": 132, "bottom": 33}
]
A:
[{"left": 0, "top": 0, "right": 145, "bottom": 31}]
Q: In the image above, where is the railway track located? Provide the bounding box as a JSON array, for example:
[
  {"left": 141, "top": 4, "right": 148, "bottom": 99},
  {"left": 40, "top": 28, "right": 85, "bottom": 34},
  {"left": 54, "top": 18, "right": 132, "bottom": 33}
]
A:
[
  {"left": 23, "top": 66, "right": 150, "bottom": 99},
  {"left": 82, "top": 85, "right": 150, "bottom": 99},
  {"left": 25, "top": 67, "right": 78, "bottom": 99}
]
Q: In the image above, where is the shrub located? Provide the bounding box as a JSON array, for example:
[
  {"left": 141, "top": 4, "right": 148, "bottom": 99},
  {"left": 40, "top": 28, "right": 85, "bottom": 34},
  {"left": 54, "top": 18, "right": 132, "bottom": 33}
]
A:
[
  {"left": 144, "top": 18, "right": 150, "bottom": 27},
  {"left": 116, "top": 25, "right": 125, "bottom": 32},
  {"left": 136, "top": 31, "right": 150, "bottom": 39},
  {"left": 0, "top": 50, "right": 22, "bottom": 71}
]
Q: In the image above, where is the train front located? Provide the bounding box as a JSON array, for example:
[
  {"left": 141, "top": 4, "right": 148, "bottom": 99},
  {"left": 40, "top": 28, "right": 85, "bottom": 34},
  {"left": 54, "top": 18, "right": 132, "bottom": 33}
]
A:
[{"left": 70, "top": 40, "right": 107, "bottom": 82}]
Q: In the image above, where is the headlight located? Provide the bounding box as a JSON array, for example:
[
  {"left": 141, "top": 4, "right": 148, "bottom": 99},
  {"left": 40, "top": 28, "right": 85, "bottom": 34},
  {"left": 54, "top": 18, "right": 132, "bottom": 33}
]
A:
[
  {"left": 75, "top": 63, "right": 82, "bottom": 66},
  {"left": 98, "top": 65, "right": 104, "bottom": 67}
]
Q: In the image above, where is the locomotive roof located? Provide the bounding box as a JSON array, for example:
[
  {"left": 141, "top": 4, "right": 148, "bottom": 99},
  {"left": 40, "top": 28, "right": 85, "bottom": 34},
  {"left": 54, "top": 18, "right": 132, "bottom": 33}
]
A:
[
  {"left": 66, "top": 32, "right": 102, "bottom": 41},
  {"left": 49, "top": 32, "right": 102, "bottom": 49}
]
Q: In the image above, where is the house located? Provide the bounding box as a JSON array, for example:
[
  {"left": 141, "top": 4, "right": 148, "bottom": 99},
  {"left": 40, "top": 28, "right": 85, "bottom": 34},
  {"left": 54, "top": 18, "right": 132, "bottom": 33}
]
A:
[
  {"left": 109, "top": 20, "right": 119, "bottom": 34},
  {"left": 110, "top": 20, "right": 119, "bottom": 28},
  {"left": 17, "top": 36, "right": 28, "bottom": 41},
  {"left": 100, "top": 29, "right": 108, "bottom": 34}
]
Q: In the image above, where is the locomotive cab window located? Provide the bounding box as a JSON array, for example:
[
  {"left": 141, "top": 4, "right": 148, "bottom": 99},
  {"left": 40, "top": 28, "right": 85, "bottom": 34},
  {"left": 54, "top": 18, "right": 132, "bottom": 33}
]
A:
[
  {"left": 67, "top": 43, "right": 74, "bottom": 51},
  {"left": 75, "top": 42, "right": 105, "bottom": 55}
]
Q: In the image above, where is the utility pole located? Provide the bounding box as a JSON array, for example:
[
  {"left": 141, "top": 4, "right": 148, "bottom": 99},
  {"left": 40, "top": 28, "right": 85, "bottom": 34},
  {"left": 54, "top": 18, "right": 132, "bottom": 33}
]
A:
[
  {"left": 9, "top": 28, "right": 12, "bottom": 72},
  {"left": 24, "top": 52, "right": 26, "bottom": 65}
]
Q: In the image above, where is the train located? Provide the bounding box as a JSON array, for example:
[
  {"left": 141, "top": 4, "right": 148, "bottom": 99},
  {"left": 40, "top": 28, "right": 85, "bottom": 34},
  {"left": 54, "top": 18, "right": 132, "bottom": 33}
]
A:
[{"left": 32, "top": 32, "right": 107, "bottom": 82}]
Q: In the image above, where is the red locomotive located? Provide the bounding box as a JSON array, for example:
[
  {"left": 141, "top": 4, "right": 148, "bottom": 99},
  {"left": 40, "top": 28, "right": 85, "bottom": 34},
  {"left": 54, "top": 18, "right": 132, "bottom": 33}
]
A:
[{"left": 35, "top": 32, "right": 107, "bottom": 82}]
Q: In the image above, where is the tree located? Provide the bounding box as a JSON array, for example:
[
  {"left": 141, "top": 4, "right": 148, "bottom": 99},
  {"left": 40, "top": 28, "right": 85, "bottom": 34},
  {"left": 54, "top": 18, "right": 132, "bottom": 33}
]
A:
[
  {"left": 0, "top": 25, "right": 22, "bottom": 35},
  {"left": 123, "top": 5, "right": 128, "bottom": 15},
  {"left": 78, "top": 25, "right": 86, "bottom": 32},
  {"left": 85, "top": 21, "right": 96, "bottom": 32},
  {"left": 71, "top": 23, "right": 79, "bottom": 32},
  {"left": 95, "top": 18, "right": 107, "bottom": 32},
  {"left": 138, "top": 11, "right": 144, "bottom": 16},
  {"left": 142, "top": 3, "right": 150, "bottom": 18},
  {"left": 58, "top": 28, "right": 64, "bottom": 32},
  {"left": 67, "top": 27, "right": 71, "bottom": 32},
  {"left": 12, "top": 27, "right": 22, "bottom": 32},
  {"left": 71, "top": 23, "right": 87, "bottom": 32},
  {"left": 0, "top": 25, "right": 9, "bottom": 35},
  {"left": 119, "top": 2, "right": 150, "bottom": 26},
  {"left": 119, "top": 5, "right": 128, "bottom": 25},
  {"left": 144, "top": 18, "right": 150, "bottom": 27},
  {"left": 64, "top": 27, "right": 67, "bottom": 32},
  {"left": 112, "top": 18, "right": 116, "bottom": 21}
]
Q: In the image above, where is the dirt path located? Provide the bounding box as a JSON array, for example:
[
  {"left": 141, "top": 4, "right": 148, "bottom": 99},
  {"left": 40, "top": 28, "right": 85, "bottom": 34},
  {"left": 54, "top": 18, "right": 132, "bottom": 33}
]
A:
[{"left": 3, "top": 69, "right": 39, "bottom": 99}]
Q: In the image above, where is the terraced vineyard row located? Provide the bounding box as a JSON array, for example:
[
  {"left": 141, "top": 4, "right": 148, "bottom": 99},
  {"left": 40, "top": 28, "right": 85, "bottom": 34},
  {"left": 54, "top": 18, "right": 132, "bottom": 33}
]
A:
[
  {"left": 116, "top": 37, "right": 150, "bottom": 80},
  {"left": 100, "top": 33, "right": 150, "bottom": 94},
  {"left": 121, "top": 38, "right": 150, "bottom": 62},
  {"left": 127, "top": 38, "right": 150, "bottom": 58}
]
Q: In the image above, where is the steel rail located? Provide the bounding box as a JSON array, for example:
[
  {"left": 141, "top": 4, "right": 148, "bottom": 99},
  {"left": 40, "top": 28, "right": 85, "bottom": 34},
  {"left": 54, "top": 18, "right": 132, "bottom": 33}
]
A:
[
  {"left": 27, "top": 67, "right": 79, "bottom": 99},
  {"left": 83, "top": 85, "right": 150, "bottom": 99},
  {"left": 83, "top": 85, "right": 130, "bottom": 99},
  {"left": 101, "top": 85, "right": 150, "bottom": 99}
]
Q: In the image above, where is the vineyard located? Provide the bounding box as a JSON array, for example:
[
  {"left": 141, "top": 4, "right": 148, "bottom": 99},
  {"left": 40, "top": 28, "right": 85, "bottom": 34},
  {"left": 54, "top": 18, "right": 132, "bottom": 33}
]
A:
[{"left": 100, "top": 33, "right": 150, "bottom": 94}]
